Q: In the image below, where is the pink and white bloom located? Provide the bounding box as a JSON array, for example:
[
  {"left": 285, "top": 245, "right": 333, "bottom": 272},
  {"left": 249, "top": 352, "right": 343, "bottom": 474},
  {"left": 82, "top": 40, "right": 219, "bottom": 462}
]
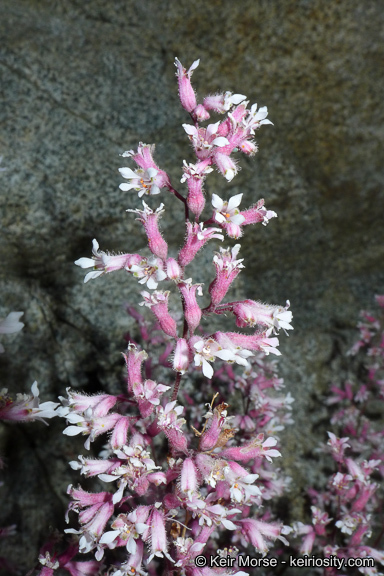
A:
[
  {"left": 242, "top": 103, "right": 273, "bottom": 134},
  {"left": 75, "top": 239, "right": 141, "bottom": 283},
  {"left": 203, "top": 92, "right": 246, "bottom": 114},
  {"left": 232, "top": 300, "right": 293, "bottom": 335},
  {"left": 178, "top": 222, "right": 224, "bottom": 267},
  {"left": 140, "top": 290, "right": 177, "bottom": 337},
  {"left": 100, "top": 509, "right": 150, "bottom": 555},
  {"left": 192, "top": 337, "right": 235, "bottom": 379},
  {"left": 127, "top": 202, "right": 168, "bottom": 260},
  {"left": 120, "top": 142, "right": 170, "bottom": 195},
  {"left": 212, "top": 193, "right": 245, "bottom": 238},
  {"left": 183, "top": 122, "right": 229, "bottom": 160},
  {"left": 147, "top": 507, "right": 174, "bottom": 564},
  {"left": 173, "top": 338, "right": 190, "bottom": 374},
  {"left": 209, "top": 244, "right": 244, "bottom": 307},
  {"left": 119, "top": 166, "right": 162, "bottom": 197},
  {"left": 174, "top": 57, "right": 199, "bottom": 114},
  {"left": 0, "top": 381, "right": 58, "bottom": 423},
  {"left": 130, "top": 255, "right": 167, "bottom": 289}
]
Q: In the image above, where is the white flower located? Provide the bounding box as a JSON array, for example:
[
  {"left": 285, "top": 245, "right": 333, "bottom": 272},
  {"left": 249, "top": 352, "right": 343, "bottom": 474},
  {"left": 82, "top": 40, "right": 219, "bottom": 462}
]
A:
[
  {"left": 193, "top": 337, "right": 235, "bottom": 379},
  {"left": 243, "top": 104, "right": 273, "bottom": 134},
  {"left": 212, "top": 193, "right": 246, "bottom": 233},
  {"left": 119, "top": 166, "right": 161, "bottom": 197},
  {"left": 130, "top": 256, "right": 167, "bottom": 290}
]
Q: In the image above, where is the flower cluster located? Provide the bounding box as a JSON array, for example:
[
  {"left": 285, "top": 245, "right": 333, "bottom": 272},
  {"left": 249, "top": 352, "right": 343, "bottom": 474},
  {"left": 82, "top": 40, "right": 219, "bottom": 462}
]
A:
[
  {"left": 293, "top": 295, "right": 384, "bottom": 575},
  {"left": 54, "top": 58, "right": 294, "bottom": 576}
]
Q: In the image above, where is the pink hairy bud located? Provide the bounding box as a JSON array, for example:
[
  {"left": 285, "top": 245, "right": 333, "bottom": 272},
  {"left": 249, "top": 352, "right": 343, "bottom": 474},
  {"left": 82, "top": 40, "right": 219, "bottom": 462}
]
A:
[
  {"left": 110, "top": 416, "right": 130, "bottom": 449},
  {"left": 174, "top": 57, "right": 199, "bottom": 113},
  {"left": 166, "top": 257, "right": 183, "bottom": 282},
  {"left": 186, "top": 174, "right": 205, "bottom": 218},
  {"left": 173, "top": 338, "right": 190, "bottom": 374},
  {"left": 194, "top": 103, "right": 210, "bottom": 121},
  {"left": 148, "top": 507, "right": 173, "bottom": 563},
  {"left": 127, "top": 201, "right": 168, "bottom": 260},
  {"left": 178, "top": 281, "right": 203, "bottom": 335},
  {"left": 180, "top": 458, "right": 198, "bottom": 495},
  {"left": 123, "top": 344, "right": 148, "bottom": 394},
  {"left": 140, "top": 290, "right": 177, "bottom": 338},
  {"left": 213, "top": 150, "right": 238, "bottom": 182}
]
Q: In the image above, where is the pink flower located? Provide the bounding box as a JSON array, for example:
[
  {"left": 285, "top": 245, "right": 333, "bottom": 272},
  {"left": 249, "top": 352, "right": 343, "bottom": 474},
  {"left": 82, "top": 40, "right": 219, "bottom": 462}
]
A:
[
  {"left": 75, "top": 239, "right": 141, "bottom": 283},
  {"left": 140, "top": 290, "right": 177, "bottom": 337},
  {"left": 120, "top": 142, "right": 170, "bottom": 195},
  {"left": 203, "top": 92, "right": 246, "bottom": 114},
  {"left": 208, "top": 245, "right": 244, "bottom": 307},
  {"left": 183, "top": 122, "right": 229, "bottom": 161},
  {"left": 174, "top": 57, "right": 199, "bottom": 114},
  {"left": 232, "top": 300, "right": 293, "bottom": 335},
  {"left": 0, "top": 381, "right": 58, "bottom": 423},
  {"left": 173, "top": 338, "right": 190, "bottom": 374},
  {"left": 178, "top": 222, "right": 223, "bottom": 267},
  {"left": 147, "top": 507, "right": 174, "bottom": 564},
  {"left": 181, "top": 160, "right": 213, "bottom": 218},
  {"left": 178, "top": 280, "right": 203, "bottom": 335},
  {"left": 127, "top": 201, "right": 168, "bottom": 260}
]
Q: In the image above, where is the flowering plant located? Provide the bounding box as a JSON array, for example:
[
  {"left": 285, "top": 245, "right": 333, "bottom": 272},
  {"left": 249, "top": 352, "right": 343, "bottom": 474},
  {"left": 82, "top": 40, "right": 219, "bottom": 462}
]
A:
[
  {"left": 293, "top": 296, "right": 384, "bottom": 575},
  {"left": 29, "top": 58, "right": 294, "bottom": 576}
]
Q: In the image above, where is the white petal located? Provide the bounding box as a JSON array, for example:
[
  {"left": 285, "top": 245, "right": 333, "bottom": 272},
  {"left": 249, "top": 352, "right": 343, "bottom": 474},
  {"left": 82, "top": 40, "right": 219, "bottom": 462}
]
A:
[
  {"left": 212, "top": 137, "right": 229, "bottom": 147},
  {"left": 211, "top": 193, "right": 224, "bottom": 210},
  {"left": 227, "top": 193, "right": 243, "bottom": 211},
  {"left": 182, "top": 124, "right": 196, "bottom": 136},
  {"left": 62, "top": 426, "right": 83, "bottom": 436},
  {"left": 119, "top": 167, "right": 138, "bottom": 179},
  {"left": 231, "top": 93, "right": 246, "bottom": 104},
  {"left": 221, "top": 519, "right": 237, "bottom": 530},
  {"left": 202, "top": 359, "right": 213, "bottom": 379},
  {"left": 119, "top": 183, "right": 136, "bottom": 192},
  {"left": 100, "top": 530, "right": 120, "bottom": 544},
  {"left": 84, "top": 270, "right": 103, "bottom": 283}
]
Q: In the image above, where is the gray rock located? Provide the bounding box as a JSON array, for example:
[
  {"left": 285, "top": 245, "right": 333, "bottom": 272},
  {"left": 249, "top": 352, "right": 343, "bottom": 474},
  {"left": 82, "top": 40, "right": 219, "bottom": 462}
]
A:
[{"left": 0, "top": 0, "right": 383, "bottom": 570}]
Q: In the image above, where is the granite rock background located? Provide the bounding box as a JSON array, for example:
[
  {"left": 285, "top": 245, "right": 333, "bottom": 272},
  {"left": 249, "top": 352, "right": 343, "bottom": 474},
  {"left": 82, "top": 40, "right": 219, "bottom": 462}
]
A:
[{"left": 0, "top": 0, "right": 383, "bottom": 572}]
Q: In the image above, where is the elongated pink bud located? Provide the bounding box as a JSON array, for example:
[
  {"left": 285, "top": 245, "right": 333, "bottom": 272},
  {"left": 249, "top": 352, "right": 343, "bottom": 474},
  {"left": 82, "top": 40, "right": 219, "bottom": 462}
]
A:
[
  {"left": 180, "top": 458, "right": 198, "bottom": 495},
  {"left": 178, "top": 281, "right": 202, "bottom": 335},
  {"left": 110, "top": 416, "right": 130, "bottom": 449},
  {"left": 166, "top": 257, "right": 183, "bottom": 282},
  {"left": 127, "top": 202, "right": 168, "bottom": 260},
  {"left": 123, "top": 344, "right": 148, "bottom": 394},
  {"left": 173, "top": 338, "right": 190, "bottom": 374},
  {"left": 175, "top": 57, "right": 199, "bottom": 113}
]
